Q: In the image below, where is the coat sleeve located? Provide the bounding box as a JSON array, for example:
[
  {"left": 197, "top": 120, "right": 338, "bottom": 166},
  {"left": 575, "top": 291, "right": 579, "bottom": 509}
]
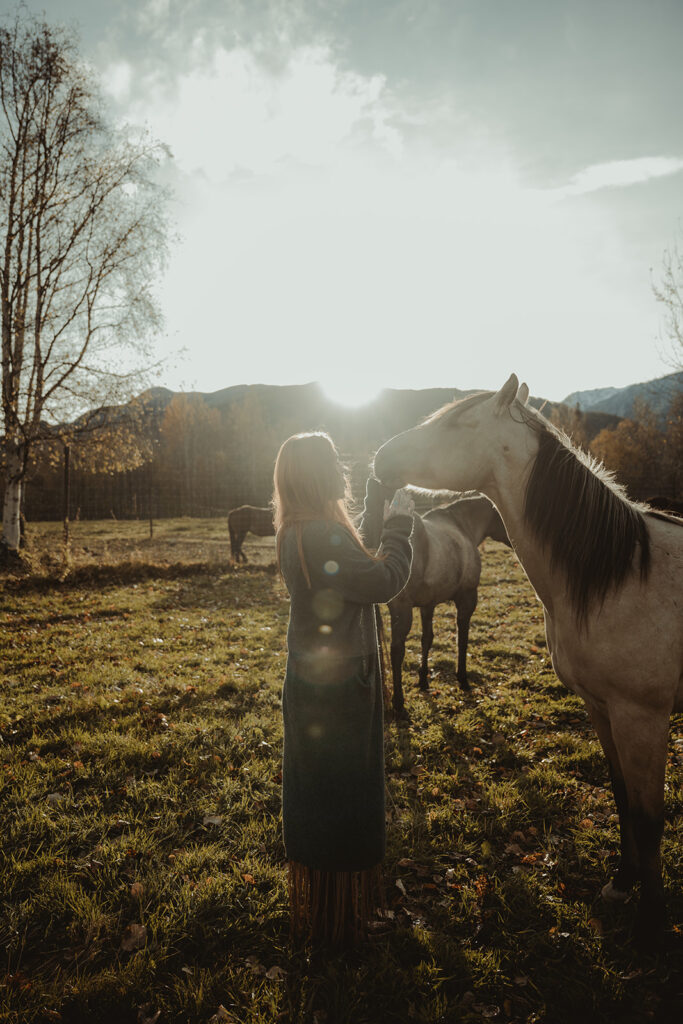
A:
[{"left": 304, "top": 516, "right": 413, "bottom": 606}]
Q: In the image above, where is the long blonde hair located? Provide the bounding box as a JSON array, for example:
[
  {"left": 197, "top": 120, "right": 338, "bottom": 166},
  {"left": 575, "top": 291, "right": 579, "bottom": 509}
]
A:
[{"left": 273, "top": 432, "right": 372, "bottom": 586}]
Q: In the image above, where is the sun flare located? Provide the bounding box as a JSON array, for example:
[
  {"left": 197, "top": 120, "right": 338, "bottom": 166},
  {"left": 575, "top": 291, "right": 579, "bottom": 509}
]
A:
[{"left": 320, "top": 378, "right": 382, "bottom": 407}]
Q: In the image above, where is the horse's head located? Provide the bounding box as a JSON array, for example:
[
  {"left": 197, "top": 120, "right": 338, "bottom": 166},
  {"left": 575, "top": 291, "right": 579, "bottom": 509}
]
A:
[{"left": 373, "top": 373, "right": 529, "bottom": 493}]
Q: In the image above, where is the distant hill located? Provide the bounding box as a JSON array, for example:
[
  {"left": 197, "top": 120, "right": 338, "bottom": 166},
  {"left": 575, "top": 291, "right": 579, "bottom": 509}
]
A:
[
  {"left": 136, "top": 380, "right": 620, "bottom": 446},
  {"left": 562, "top": 370, "right": 683, "bottom": 419}
]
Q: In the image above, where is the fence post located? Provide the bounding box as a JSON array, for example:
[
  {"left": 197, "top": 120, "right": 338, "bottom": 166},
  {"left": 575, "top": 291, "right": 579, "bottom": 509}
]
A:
[{"left": 62, "top": 442, "right": 71, "bottom": 558}]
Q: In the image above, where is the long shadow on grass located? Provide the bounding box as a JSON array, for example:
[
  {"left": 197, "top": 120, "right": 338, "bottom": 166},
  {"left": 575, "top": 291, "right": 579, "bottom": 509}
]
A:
[
  {"left": 403, "top": 675, "right": 683, "bottom": 1022},
  {"left": 1, "top": 559, "right": 278, "bottom": 595}
]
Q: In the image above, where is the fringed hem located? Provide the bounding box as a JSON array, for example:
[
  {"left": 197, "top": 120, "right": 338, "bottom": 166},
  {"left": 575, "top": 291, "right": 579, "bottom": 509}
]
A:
[{"left": 288, "top": 861, "right": 384, "bottom": 947}]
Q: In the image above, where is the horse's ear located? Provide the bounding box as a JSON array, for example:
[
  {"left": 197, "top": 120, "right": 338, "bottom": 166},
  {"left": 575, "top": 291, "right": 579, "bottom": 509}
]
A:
[
  {"left": 494, "top": 373, "right": 519, "bottom": 413},
  {"left": 516, "top": 382, "right": 529, "bottom": 405}
]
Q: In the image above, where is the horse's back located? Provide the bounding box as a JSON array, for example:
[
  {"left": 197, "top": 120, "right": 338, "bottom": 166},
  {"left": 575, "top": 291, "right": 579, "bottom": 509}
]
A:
[
  {"left": 227, "top": 505, "right": 274, "bottom": 536},
  {"left": 408, "top": 515, "right": 479, "bottom": 605},
  {"left": 228, "top": 504, "right": 250, "bottom": 524}
]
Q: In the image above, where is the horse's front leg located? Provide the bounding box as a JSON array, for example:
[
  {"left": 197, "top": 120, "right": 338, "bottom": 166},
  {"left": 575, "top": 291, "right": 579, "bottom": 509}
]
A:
[
  {"left": 454, "top": 587, "right": 477, "bottom": 690},
  {"left": 389, "top": 600, "right": 412, "bottom": 717},
  {"left": 609, "top": 706, "right": 669, "bottom": 938},
  {"left": 418, "top": 604, "right": 435, "bottom": 691},
  {"left": 587, "top": 705, "right": 639, "bottom": 899}
]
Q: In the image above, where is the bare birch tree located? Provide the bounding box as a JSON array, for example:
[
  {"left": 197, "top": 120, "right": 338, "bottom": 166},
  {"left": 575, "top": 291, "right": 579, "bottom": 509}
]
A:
[
  {"left": 0, "top": 9, "right": 170, "bottom": 554},
  {"left": 653, "top": 233, "right": 683, "bottom": 371}
]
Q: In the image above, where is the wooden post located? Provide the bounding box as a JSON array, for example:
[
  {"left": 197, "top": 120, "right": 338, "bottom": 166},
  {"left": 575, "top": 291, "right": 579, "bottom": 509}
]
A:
[
  {"left": 149, "top": 458, "right": 154, "bottom": 539},
  {"left": 63, "top": 442, "right": 71, "bottom": 555}
]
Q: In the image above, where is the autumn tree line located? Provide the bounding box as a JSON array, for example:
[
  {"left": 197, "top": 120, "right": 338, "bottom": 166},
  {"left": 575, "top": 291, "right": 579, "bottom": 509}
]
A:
[
  {"left": 15, "top": 389, "right": 382, "bottom": 523},
  {"left": 553, "top": 394, "right": 683, "bottom": 501},
  {"left": 4, "top": 386, "right": 679, "bottom": 526}
]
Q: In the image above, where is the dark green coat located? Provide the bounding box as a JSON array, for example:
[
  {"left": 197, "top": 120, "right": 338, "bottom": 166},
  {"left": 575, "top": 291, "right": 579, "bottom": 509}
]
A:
[{"left": 280, "top": 506, "right": 412, "bottom": 872}]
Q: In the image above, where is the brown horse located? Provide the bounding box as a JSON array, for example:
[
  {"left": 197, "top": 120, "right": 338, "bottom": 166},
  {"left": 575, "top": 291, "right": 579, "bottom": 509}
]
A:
[
  {"left": 388, "top": 495, "right": 510, "bottom": 715},
  {"left": 227, "top": 505, "right": 274, "bottom": 562},
  {"left": 646, "top": 495, "right": 683, "bottom": 516},
  {"left": 374, "top": 374, "right": 683, "bottom": 937}
]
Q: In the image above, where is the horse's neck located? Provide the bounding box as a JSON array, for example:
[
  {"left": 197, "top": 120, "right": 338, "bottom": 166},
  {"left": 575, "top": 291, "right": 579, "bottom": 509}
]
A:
[
  {"left": 484, "top": 435, "right": 557, "bottom": 613},
  {"left": 452, "top": 502, "right": 489, "bottom": 548}
]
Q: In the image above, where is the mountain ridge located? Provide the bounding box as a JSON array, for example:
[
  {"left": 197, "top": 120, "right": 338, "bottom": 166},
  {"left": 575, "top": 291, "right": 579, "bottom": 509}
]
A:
[{"left": 562, "top": 370, "right": 682, "bottom": 419}]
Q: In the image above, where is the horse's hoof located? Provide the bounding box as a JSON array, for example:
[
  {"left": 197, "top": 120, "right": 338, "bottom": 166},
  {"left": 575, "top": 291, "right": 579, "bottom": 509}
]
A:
[
  {"left": 393, "top": 705, "right": 411, "bottom": 722},
  {"left": 601, "top": 880, "right": 631, "bottom": 903}
]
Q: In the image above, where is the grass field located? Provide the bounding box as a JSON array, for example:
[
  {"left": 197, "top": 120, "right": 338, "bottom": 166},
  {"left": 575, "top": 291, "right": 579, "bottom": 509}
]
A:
[{"left": 1, "top": 521, "right": 682, "bottom": 1024}]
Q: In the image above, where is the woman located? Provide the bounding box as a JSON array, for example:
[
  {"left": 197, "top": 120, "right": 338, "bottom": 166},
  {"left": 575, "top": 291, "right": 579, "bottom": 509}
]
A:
[{"left": 273, "top": 431, "right": 414, "bottom": 945}]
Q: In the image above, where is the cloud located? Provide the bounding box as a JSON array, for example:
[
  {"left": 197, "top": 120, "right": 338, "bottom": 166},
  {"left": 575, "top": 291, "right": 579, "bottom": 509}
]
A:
[
  {"left": 108, "top": 39, "right": 401, "bottom": 179},
  {"left": 552, "top": 156, "right": 683, "bottom": 198},
  {"left": 101, "top": 60, "right": 133, "bottom": 103},
  {"left": 95, "top": 13, "right": 676, "bottom": 400}
]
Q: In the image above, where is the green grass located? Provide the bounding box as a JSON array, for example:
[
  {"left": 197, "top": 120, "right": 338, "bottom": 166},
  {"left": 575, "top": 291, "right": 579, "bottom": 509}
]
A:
[{"left": 1, "top": 525, "right": 682, "bottom": 1023}]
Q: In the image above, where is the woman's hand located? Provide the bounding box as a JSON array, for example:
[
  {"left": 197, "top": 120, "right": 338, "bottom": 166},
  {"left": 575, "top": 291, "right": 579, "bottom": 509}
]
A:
[{"left": 384, "top": 487, "right": 415, "bottom": 521}]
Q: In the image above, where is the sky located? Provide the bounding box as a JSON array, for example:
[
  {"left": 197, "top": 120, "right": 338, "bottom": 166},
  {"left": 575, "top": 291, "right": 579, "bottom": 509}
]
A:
[{"left": 9, "top": 0, "right": 683, "bottom": 404}]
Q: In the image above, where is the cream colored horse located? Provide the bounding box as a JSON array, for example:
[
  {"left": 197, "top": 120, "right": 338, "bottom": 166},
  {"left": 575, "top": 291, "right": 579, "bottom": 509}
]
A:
[
  {"left": 374, "top": 373, "right": 683, "bottom": 936},
  {"left": 388, "top": 495, "right": 510, "bottom": 715}
]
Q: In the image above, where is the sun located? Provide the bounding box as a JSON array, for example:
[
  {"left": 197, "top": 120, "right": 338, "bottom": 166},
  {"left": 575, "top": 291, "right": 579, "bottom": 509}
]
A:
[{"left": 320, "top": 377, "right": 382, "bottom": 407}]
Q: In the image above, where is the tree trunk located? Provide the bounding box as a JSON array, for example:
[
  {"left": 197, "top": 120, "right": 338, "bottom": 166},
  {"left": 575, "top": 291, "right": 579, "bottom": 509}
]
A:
[{"left": 1, "top": 443, "right": 24, "bottom": 551}]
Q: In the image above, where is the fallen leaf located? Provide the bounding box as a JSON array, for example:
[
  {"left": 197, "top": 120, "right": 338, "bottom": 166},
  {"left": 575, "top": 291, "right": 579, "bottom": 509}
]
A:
[
  {"left": 588, "top": 916, "right": 603, "bottom": 935},
  {"left": 121, "top": 923, "right": 147, "bottom": 952},
  {"left": 395, "top": 878, "right": 407, "bottom": 896},
  {"left": 245, "top": 956, "right": 266, "bottom": 975},
  {"left": 472, "top": 1004, "right": 499, "bottom": 1018},
  {"left": 265, "top": 965, "right": 286, "bottom": 980},
  {"left": 138, "top": 1010, "right": 161, "bottom": 1024},
  {"left": 242, "top": 873, "right": 255, "bottom": 885},
  {"left": 130, "top": 882, "right": 144, "bottom": 898},
  {"left": 203, "top": 814, "right": 223, "bottom": 827},
  {"left": 208, "top": 1006, "right": 234, "bottom": 1023},
  {"left": 137, "top": 1004, "right": 161, "bottom": 1024}
]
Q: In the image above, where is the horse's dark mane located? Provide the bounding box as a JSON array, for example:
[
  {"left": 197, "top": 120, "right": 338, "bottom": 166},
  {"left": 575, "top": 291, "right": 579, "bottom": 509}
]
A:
[{"left": 522, "top": 414, "right": 651, "bottom": 625}]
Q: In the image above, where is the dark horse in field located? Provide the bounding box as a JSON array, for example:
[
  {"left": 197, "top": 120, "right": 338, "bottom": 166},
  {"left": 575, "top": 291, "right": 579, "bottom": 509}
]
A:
[
  {"left": 646, "top": 495, "right": 683, "bottom": 517},
  {"left": 227, "top": 505, "right": 275, "bottom": 562},
  {"left": 374, "top": 375, "right": 683, "bottom": 936},
  {"left": 388, "top": 495, "right": 510, "bottom": 715}
]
